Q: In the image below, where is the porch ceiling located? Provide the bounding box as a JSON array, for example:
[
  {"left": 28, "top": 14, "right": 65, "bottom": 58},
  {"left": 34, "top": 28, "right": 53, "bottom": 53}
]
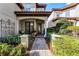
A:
[{"left": 15, "top": 11, "right": 51, "bottom": 17}]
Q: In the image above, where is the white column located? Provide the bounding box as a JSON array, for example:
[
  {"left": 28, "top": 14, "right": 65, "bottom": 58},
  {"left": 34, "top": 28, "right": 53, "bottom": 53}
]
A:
[
  {"left": 44, "top": 21, "right": 48, "bottom": 37},
  {"left": 15, "top": 20, "right": 19, "bottom": 34},
  {"left": 34, "top": 20, "right": 37, "bottom": 31},
  {"left": 42, "top": 23, "right": 44, "bottom": 34},
  {"left": 44, "top": 11, "right": 56, "bottom": 37}
]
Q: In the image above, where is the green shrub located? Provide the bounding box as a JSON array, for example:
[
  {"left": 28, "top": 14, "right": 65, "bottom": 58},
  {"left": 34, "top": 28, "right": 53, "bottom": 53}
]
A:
[
  {"left": 59, "top": 29, "right": 72, "bottom": 35},
  {"left": 0, "top": 44, "right": 27, "bottom": 56},
  {"left": 47, "top": 27, "right": 56, "bottom": 34},
  {"left": 47, "top": 19, "right": 73, "bottom": 34},
  {"left": 0, "top": 44, "right": 12, "bottom": 56},
  {"left": 28, "top": 35, "right": 33, "bottom": 40},
  {"left": 55, "top": 19, "right": 73, "bottom": 34},
  {"left": 10, "top": 44, "right": 27, "bottom": 56},
  {"left": 67, "top": 26, "right": 79, "bottom": 30},
  {"left": 52, "top": 35, "right": 79, "bottom": 56},
  {"left": 5, "top": 34, "right": 21, "bottom": 45}
]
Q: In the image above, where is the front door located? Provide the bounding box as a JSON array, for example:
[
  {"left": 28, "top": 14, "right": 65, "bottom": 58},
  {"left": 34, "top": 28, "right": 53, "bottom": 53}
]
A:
[{"left": 25, "top": 21, "right": 34, "bottom": 34}]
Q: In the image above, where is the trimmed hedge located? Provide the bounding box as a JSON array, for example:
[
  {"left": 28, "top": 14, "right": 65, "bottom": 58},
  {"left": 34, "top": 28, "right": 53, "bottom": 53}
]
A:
[
  {"left": 52, "top": 35, "right": 79, "bottom": 56},
  {"left": 1, "top": 34, "right": 21, "bottom": 45}
]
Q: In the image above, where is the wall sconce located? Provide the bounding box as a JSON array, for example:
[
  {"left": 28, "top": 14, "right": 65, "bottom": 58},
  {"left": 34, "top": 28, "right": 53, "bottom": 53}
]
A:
[{"left": 30, "top": 23, "right": 33, "bottom": 26}]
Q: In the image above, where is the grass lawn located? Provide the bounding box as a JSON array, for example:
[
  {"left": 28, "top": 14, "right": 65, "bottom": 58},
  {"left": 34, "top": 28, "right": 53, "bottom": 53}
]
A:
[{"left": 51, "top": 35, "right": 79, "bottom": 56}]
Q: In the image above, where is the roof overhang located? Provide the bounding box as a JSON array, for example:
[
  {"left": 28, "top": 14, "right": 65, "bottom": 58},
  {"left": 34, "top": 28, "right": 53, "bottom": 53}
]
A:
[
  {"left": 52, "top": 3, "right": 79, "bottom": 11},
  {"left": 52, "top": 17, "right": 79, "bottom": 22},
  {"left": 15, "top": 11, "right": 51, "bottom": 17},
  {"left": 16, "top": 3, "right": 24, "bottom": 9}
]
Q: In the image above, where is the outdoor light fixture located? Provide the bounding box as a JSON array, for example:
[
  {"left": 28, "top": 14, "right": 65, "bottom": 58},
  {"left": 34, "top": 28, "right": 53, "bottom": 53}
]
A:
[{"left": 30, "top": 23, "right": 33, "bottom": 26}]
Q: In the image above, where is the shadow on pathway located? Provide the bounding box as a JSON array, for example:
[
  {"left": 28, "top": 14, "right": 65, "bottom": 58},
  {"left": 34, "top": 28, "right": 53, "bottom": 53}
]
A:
[{"left": 30, "top": 36, "right": 52, "bottom": 56}]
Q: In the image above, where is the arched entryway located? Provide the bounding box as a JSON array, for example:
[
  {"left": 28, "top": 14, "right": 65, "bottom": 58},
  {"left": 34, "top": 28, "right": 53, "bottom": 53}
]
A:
[
  {"left": 15, "top": 11, "right": 51, "bottom": 35},
  {"left": 19, "top": 18, "right": 44, "bottom": 34}
]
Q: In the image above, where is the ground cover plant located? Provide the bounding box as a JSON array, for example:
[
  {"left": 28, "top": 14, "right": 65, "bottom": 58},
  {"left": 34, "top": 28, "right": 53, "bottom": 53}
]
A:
[
  {"left": 0, "top": 44, "right": 27, "bottom": 56},
  {"left": 52, "top": 35, "right": 79, "bottom": 56}
]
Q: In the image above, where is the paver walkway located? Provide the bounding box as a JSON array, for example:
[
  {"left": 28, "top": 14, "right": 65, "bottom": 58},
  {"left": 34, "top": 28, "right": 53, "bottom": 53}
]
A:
[{"left": 30, "top": 36, "right": 52, "bottom": 56}]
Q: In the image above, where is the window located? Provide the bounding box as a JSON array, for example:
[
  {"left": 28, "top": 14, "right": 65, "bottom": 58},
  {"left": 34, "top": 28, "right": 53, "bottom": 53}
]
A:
[
  {"left": 24, "top": 4, "right": 32, "bottom": 11},
  {"left": 25, "top": 4, "right": 32, "bottom": 8},
  {"left": 25, "top": 8, "right": 31, "bottom": 11},
  {"left": 56, "top": 13, "right": 60, "bottom": 17},
  {"left": 57, "top": 14, "right": 59, "bottom": 17},
  {"left": 65, "top": 11, "right": 70, "bottom": 17},
  {"left": 36, "top": 8, "right": 44, "bottom": 11}
]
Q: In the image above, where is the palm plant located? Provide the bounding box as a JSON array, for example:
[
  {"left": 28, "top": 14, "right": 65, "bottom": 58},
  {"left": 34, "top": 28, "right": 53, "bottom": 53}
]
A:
[
  {"left": 0, "top": 44, "right": 12, "bottom": 56},
  {"left": 9, "top": 44, "right": 26, "bottom": 56}
]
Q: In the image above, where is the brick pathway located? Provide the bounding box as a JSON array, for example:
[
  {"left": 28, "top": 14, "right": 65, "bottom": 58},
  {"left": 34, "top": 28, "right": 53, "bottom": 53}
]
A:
[{"left": 30, "top": 37, "right": 52, "bottom": 56}]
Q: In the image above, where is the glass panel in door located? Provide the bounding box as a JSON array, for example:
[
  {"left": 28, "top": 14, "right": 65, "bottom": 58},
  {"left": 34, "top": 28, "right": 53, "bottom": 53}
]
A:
[{"left": 25, "top": 21, "right": 34, "bottom": 34}]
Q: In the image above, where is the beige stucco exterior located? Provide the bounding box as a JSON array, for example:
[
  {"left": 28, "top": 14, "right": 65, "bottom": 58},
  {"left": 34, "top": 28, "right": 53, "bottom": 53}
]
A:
[{"left": 0, "top": 3, "right": 22, "bottom": 37}]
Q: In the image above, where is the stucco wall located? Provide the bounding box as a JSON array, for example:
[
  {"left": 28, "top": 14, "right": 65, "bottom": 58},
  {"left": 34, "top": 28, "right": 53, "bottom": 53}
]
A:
[
  {"left": 0, "top": 4, "right": 21, "bottom": 20},
  {"left": 48, "top": 21, "right": 57, "bottom": 28},
  {"left": 76, "top": 21, "right": 79, "bottom": 26},
  {"left": 73, "top": 5, "right": 79, "bottom": 17},
  {"left": 60, "top": 4, "right": 79, "bottom": 17},
  {"left": 0, "top": 3, "right": 22, "bottom": 37}
]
